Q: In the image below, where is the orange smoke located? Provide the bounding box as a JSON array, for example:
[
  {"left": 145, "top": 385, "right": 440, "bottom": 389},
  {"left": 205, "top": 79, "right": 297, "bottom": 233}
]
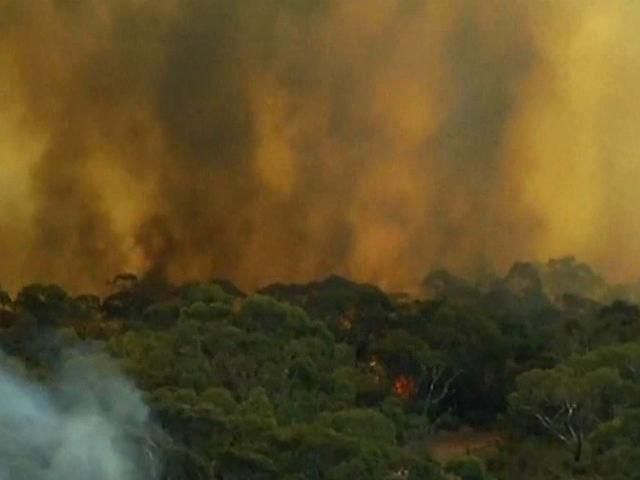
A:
[{"left": 1, "top": 1, "right": 640, "bottom": 294}]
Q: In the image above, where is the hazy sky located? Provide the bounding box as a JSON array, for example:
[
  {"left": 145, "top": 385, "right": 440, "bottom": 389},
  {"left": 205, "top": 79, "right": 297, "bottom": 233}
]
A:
[{"left": 1, "top": 0, "right": 639, "bottom": 293}]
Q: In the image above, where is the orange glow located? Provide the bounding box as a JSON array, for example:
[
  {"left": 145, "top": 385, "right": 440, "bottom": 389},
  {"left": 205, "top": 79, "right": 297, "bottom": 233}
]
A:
[
  {"left": 393, "top": 375, "right": 416, "bottom": 400},
  {"left": 2, "top": 1, "right": 640, "bottom": 293}
]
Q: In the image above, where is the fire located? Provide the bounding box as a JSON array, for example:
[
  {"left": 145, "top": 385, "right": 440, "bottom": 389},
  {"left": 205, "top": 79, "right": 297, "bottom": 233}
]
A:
[{"left": 393, "top": 375, "right": 416, "bottom": 400}]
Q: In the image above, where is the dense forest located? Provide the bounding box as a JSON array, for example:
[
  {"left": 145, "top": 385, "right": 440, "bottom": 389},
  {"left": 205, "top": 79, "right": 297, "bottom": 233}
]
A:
[{"left": 1, "top": 256, "right": 640, "bottom": 479}]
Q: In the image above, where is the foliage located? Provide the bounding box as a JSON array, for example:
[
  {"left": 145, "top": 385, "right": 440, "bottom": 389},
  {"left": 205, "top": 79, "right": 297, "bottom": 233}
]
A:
[{"left": 2, "top": 261, "right": 640, "bottom": 479}]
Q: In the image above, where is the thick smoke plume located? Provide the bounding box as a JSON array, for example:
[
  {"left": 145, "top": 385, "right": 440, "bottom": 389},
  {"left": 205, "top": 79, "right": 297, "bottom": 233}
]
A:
[
  {"left": 0, "top": 349, "right": 158, "bottom": 479},
  {"left": 1, "top": 1, "right": 639, "bottom": 293}
]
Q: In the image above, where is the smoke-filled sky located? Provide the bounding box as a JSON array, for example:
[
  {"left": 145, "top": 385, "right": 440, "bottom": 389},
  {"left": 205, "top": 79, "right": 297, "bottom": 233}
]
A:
[{"left": 1, "top": 0, "right": 640, "bottom": 293}]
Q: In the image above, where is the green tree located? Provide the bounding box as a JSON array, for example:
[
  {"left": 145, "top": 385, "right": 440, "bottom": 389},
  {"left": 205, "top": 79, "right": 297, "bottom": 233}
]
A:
[
  {"left": 589, "top": 409, "right": 640, "bottom": 479},
  {"left": 445, "top": 456, "right": 495, "bottom": 480},
  {"left": 509, "top": 363, "right": 624, "bottom": 462},
  {"left": 15, "top": 283, "right": 71, "bottom": 327},
  {"left": 319, "top": 408, "right": 397, "bottom": 445}
]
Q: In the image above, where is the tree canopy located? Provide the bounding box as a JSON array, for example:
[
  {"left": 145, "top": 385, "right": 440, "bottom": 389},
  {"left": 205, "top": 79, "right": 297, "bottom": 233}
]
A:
[{"left": 2, "top": 259, "right": 640, "bottom": 479}]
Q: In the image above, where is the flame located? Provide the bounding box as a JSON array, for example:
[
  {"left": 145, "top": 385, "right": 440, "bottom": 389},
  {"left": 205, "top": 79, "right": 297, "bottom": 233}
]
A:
[{"left": 393, "top": 375, "right": 416, "bottom": 400}]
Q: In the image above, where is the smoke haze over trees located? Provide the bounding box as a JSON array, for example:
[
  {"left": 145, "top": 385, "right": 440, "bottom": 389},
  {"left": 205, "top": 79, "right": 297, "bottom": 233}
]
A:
[{"left": 2, "top": 1, "right": 640, "bottom": 293}]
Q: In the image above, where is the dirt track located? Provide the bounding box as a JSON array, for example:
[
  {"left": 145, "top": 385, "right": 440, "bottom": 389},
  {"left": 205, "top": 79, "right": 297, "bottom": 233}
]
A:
[{"left": 426, "top": 430, "right": 503, "bottom": 463}]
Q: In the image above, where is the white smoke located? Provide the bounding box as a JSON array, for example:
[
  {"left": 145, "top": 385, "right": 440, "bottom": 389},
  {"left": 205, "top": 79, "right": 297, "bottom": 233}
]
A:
[{"left": 0, "top": 349, "right": 159, "bottom": 480}]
